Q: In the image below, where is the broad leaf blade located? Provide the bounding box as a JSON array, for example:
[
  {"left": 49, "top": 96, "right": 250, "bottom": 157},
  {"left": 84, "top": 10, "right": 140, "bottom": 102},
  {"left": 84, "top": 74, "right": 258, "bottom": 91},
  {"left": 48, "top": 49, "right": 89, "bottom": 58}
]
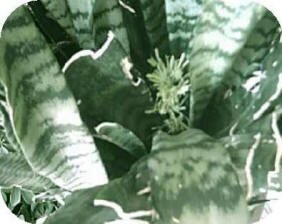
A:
[
  {"left": 189, "top": 0, "right": 265, "bottom": 125},
  {"left": 45, "top": 128, "right": 248, "bottom": 224},
  {"left": 210, "top": 44, "right": 282, "bottom": 201},
  {"left": 0, "top": 6, "right": 108, "bottom": 191},
  {"left": 0, "top": 153, "right": 57, "bottom": 192},
  {"left": 149, "top": 129, "right": 247, "bottom": 223},
  {"left": 64, "top": 38, "right": 161, "bottom": 148}
]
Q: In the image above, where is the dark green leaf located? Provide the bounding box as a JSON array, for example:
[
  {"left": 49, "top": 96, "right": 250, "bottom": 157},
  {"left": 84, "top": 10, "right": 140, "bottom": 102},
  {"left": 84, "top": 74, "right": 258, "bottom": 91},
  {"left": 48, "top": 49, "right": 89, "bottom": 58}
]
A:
[
  {"left": 64, "top": 37, "right": 162, "bottom": 148},
  {"left": 95, "top": 122, "right": 147, "bottom": 158}
]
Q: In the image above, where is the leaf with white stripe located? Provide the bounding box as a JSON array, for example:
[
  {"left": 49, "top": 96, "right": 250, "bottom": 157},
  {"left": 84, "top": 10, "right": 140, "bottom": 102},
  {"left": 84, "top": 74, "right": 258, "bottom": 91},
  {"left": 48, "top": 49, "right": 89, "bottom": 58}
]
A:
[
  {"left": 64, "top": 38, "right": 161, "bottom": 148},
  {"left": 215, "top": 44, "right": 282, "bottom": 200},
  {"left": 46, "top": 128, "right": 248, "bottom": 224},
  {"left": 44, "top": 176, "right": 152, "bottom": 224},
  {"left": 120, "top": 0, "right": 153, "bottom": 76},
  {"left": 198, "top": 9, "right": 281, "bottom": 135},
  {"left": 93, "top": 0, "right": 130, "bottom": 52}
]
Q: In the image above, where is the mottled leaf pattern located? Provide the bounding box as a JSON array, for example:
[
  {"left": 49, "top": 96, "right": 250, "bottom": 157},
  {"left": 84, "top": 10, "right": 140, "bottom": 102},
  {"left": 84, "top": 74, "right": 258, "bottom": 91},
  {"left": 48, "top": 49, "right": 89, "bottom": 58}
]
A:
[
  {"left": 199, "top": 9, "right": 280, "bottom": 135},
  {"left": 165, "top": 0, "right": 203, "bottom": 57},
  {"left": 204, "top": 43, "right": 282, "bottom": 201},
  {"left": 223, "top": 10, "right": 280, "bottom": 88},
  {"left": 189, "top": 0, "right": 265, "bottom": 125},
  {"left": 46, "top": 128, "right": 248, "bottom": 224},
  {"left": 66, "top": 0, "right": 96, "bottom": 49},
  {"left": 0, "top": 6, "right": 108, "bottom": 191},
  {"left": 41, "top": 0, "right": 96, "bottom": 49},
  {"left": 40, "top": 0, "right": 76, "bottom": 39},
  {"left": 149, "top": 129, "right": 247, "bottom": 223}
]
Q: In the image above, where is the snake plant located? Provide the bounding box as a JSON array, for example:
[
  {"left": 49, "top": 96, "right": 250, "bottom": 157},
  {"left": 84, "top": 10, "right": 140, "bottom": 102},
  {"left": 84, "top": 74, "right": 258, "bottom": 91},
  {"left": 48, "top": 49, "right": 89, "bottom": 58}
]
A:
[{"left": 0, "top": 0, "right": 281, "bottom": 223}]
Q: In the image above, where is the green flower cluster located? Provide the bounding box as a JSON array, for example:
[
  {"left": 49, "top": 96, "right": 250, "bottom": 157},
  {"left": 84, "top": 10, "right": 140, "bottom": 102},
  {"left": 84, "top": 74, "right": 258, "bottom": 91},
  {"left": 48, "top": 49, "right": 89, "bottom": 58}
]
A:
[{"left": 147, "top": 50, "right": 190, "bottom": 134}]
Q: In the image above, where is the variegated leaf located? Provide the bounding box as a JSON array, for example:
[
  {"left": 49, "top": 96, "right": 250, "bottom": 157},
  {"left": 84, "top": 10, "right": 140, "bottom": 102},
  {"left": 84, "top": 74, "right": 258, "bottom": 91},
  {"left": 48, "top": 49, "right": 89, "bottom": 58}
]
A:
[
  {"left": 211, "top": 44, "right": 282, "bottom": 201},
  {"left": 40, "top": 0, "right": 76, "bottom": 39},
  {"left": 165, "top": 0, "right": 203, "bottom": 57},
  {"left": 93, "top": 0, "right": 130, "bottom": 53},
  {"left": 0, "top": 6, "right": 108, "bottom": 191},
  {"left": 199, "top": 10, "right": 280, "bottom": 135},
  {"left": 40, "top": 0, "right": 96, "bottom": 49},
  {"left": 46, "top": 128, "right": 248, "bottom": 224},
  {"left": 0, "top": 153, "right": 57, "bottom": 192},
  {"left": 148, "top": 129, "right": 247, "bottom": 223},
  {"left": 223, "top": 10, "right": 280, "bottom": 88},
  {"left": 66, "top": 0, "right": 96, "bottom": 49},
  {"left": 189, "top": 0, "right": 265, "bottom": 125}
]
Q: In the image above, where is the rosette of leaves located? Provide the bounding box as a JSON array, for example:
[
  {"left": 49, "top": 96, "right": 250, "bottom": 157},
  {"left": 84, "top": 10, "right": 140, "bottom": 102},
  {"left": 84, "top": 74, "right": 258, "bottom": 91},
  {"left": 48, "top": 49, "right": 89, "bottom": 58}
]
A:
[{"left": 0, "top": 0, "right": 281, "bottom": 224}]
